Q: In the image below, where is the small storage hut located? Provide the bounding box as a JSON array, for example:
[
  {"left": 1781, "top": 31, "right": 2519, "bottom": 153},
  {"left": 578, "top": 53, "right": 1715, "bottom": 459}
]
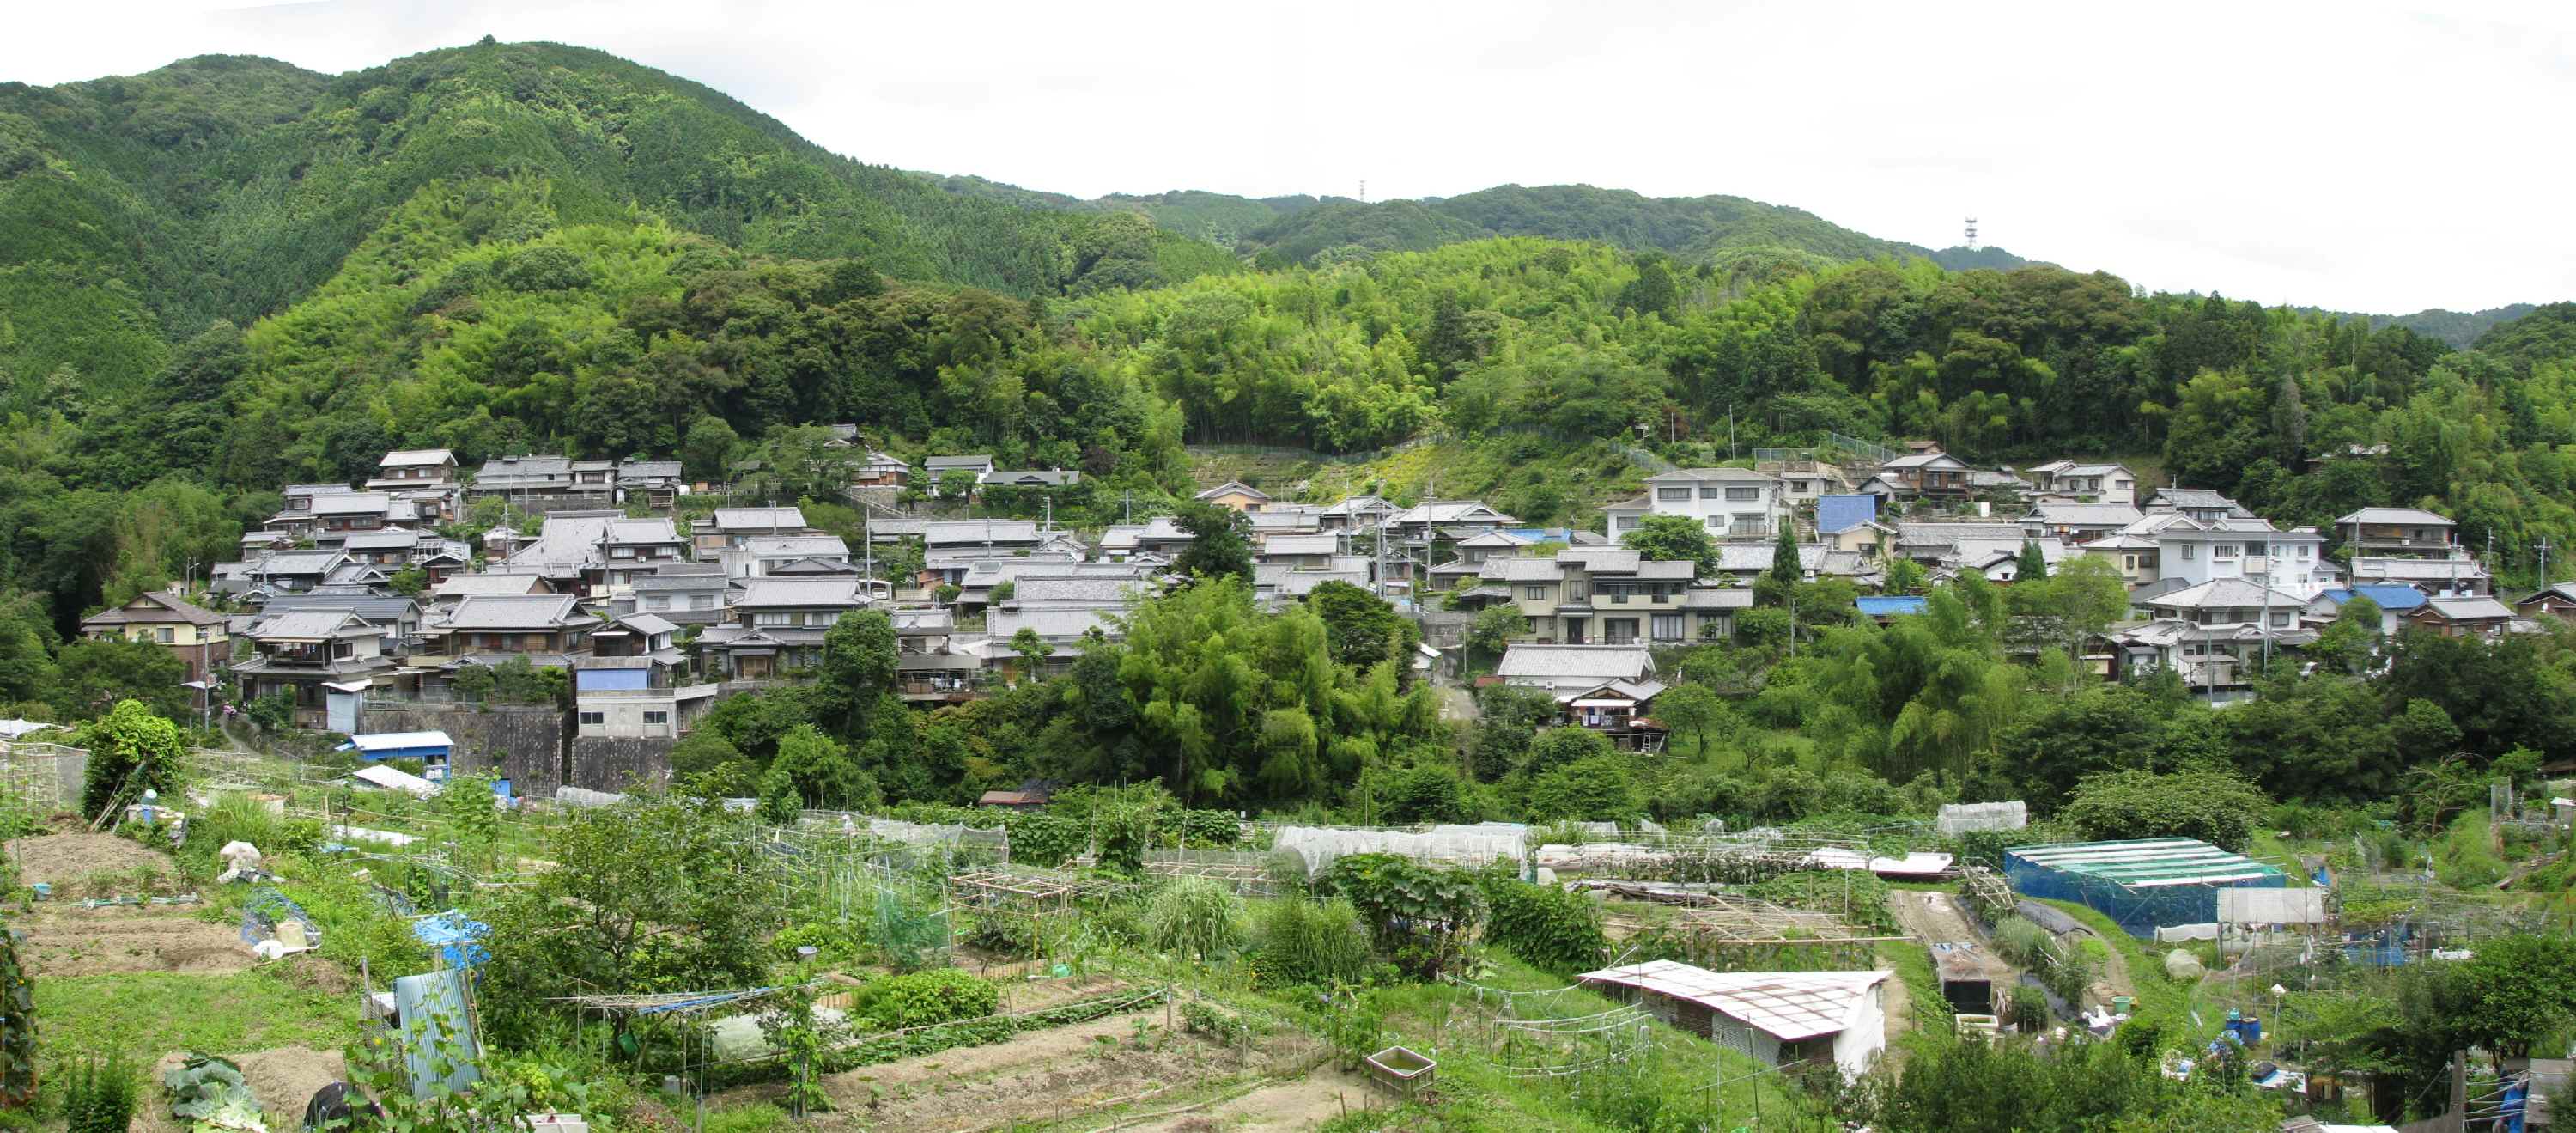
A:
[{"left": 1577, "top": 959, "right": 1892, "bottom": 1075}]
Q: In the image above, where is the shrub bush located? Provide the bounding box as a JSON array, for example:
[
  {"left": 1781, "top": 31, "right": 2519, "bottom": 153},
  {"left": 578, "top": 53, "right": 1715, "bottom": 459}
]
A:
[
  {"left": 850, "top": 968, "right": 998, "bottom": 1031},
  {"left": 1143, "top": 879, "right": 1245, "bottom": 959},
  {"left": 1477, "top": 872, "right": 1607, "bottom": 975},
  {"left": 1251, "top": 899, "right": 1371, "bottom": 990}
]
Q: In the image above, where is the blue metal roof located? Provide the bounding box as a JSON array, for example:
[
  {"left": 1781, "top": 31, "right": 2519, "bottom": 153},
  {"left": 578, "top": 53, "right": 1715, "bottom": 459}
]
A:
[
  {"left": 1817, "top": 494, "right": 1878, "bottom": 535},
  {"left": 2321, "top": 584, "right": 2425, "bottom": 611},
  {"left": 1856, "top": 595, "right": 1928, "bottom": 617}
]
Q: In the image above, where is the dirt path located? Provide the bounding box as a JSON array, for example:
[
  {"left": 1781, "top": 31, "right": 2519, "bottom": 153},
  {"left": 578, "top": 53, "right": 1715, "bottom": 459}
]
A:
[
  {"left": 2081, "top": 926, "right": 2136, "bottom": 1009},
  {"left": 1116, "top": 1068, "right": 1375, "bottom": 1132}
]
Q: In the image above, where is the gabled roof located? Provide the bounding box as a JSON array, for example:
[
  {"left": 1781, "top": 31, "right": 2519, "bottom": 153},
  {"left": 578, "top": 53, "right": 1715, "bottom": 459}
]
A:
[
  {"left": 2317, "top": 585, "right": 2427, "bottom": 612},
  {"left": 380, "top": 448, "right": 455, "bottom": 467},
  {"left": 745, "top": 534, "right": 852, "bottom": 559},
  {"left": 1646, "top": 466, "right": 1774, "bottom": 483},
  {"left": 616, "top": 459, "right": 683, "bottom": 480},
  {"left": 1883, "top": 452, "right": 1968, "bottom": 470},
  {"left": 1481, "top": 557, "right": 1564, "bottom": 582},
  {"left": 733, "top": 577, "right": 870, "bottom": 609},
  {"left": 1009, "top": 576, "right": 1151, "bottom": 603},
  {"left": 1577, "top": 961, "right": 1890, "bottom": 1041},
  {"left": 434, "top": 574, "right": 551, "bottom": 599},
  {"left": 987, "top": 469, "right": 1080, "bottom": 486},
  {"left": 2143, "top": 578, "right": 2306, "bottom": 611},
  {"left": 2335, "top": 507, "right": 2454, "bottom": 527},
  {"left": 258, "top": 594, "right": 422, "bottom": 623},
  {"left": 1194, "top": 479, "right": 1271, "bottom": 502},
  {"left": 1556, "top": 547, "right": 1641, "bottom": 574},
  {"left": 250, "top": 610, "right": 373, "bottom": 640},
  {"left": 2421, "top": 596, "right": 2514, "bottom": 622},
  {"left": 1496, "top": 643, "right": 1653, "bottom": 681},
  {"left": 1260, "top": 533, "right": 1341, "bottom": 557},
  {"left": 1816, "top": 494, "right": 1879, "bottom": 535},
  {"left": 311, "top": 492, "right": 393, "bottom": 515},
  {"left": 1386, "top": 501, "right": 1517, "bottom": 526},
  {"left": 440, "top": 594, "right": 598, "bottom": 630},
  {"left": 711, "top": 506, "right": 807, "bottom": 532},
  {"left": 1684, "top": 587, "right": 1755, "bottom": 610},
  {"left": 82, "top": 591, "right": 228, "bottom": 628},
  {"left": 989, "top": 605, "right": 1120, "bottom": 640},
  {"left": 923, "top": 454, "right": 993, "bottom": 469},
  {"left": 2027, "top": 503, "right": 2143, "bottom": 527},
  {"left": 255, "top": 550, "right": 348, "bottom": 576},
  {"left": 605, "top": 517, "right": 683, "bottom": 544},
  {"left": 924, "top": 520, "right": 1040, "bottom": 545},
  {"left": 475, "top": 454, "right": 572, "bottom": 477}
]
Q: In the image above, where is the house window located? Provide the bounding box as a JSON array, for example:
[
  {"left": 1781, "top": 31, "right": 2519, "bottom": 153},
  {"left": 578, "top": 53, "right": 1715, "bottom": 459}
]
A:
[
  {"left": 1705, "top": 516, "right": 1725, "bottom": 528},
  {"left": 2298, "top": 545, "right": 2312, "bottom": 558},
  {"left": 690, "top": 595, "right": 714, "bottom": 611},
  {"left": 2270, "top": 612, "right": 2292, "bottom": 628},
  {"left": 579, "top": 711, "right": 605, "bottom": 726},
  {"left": 1725, "top": 487, "right": 1759, "bottom": 502},
  {"left": 643, "top": 710, "right": 669, "bottom": 726},
  {"left": 2180, "top": 544, "right": 2196, "bottom": 559},
  {"left": 1651, "top": 613, "right": 1684, "bottom": 641},
  {"left": 1615, "top": 516, "right": 1639, "bottom": 532},
  {"left": 1656, "top": 487, "right": 1692, "bottom": 502},
  {"left": 647, "top": 596, "right": 671, "bottom": 611},
  {"left": 156, "top": 628, "right": 174, "bottom": 643},
  {"left": 1522, "top": 584, "right": 1552, "bottom": 601},
  {"left": 2123, "top": 555, "right": 2136, "bottom": 570},
  {"left": 1605, "top": 618, "right": 1640, "bottom": 644},
  {"left": 1734, "top": 514, "right": 1764, "bottom": 533},
  {"left": 2214, "top": 544, "right": 2237, "bottom": 558},
  {"left": 1570, "top": 581, "right": 1589, "bottom": 600},
  {"left": 1699, "top": 484, "right": 1726, "bottom": 499},
  {"left": 755, "top": 612, "right": 795, "bottom": 626}
]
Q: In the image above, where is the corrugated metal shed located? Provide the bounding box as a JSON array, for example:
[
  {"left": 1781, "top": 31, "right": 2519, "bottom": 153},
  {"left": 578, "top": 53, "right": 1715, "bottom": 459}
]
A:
[{"left": 1577, "top": 960, "right": 1888, "bottom": 1041}]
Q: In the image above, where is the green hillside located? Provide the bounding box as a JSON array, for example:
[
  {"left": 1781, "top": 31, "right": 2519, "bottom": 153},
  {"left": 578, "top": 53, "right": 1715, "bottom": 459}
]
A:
[{"left": 0, "top": 40, "right": 1237, "bottom": 397}]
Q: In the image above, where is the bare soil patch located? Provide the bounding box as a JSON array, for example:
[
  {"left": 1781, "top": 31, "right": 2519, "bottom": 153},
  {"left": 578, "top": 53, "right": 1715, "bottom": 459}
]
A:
[
  {"left": 132, "top": 1046, "right": 349, "bottom": 1133},
  {"left": 1121, "top": 1068, "right": 1374, "bottom": 1132},
  {"left": 15, "top": 902, "right": 254, "bottom": 977},
  {"left": 718, "top": 1006, "right": 1315, "bottom": 1132},
  {"left": 6, "top": 831, "right": 179, "bottom": 893}
]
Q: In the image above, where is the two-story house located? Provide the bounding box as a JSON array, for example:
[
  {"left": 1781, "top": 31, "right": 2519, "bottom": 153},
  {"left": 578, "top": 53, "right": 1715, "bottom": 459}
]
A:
[
  {"left": 2145, "top": 519, "right": 2330, "bottom": 602},
  {"left": 699, "top": 577, "right": 872, "bottom": 678},
  {"left": 241, "top": 550, "right": 351, "bottom": 599},
  {"left": 602, "top": 518, "right": 688, "bottom": 588},
  {"left": 1473, "top": 549, "right": 1736, "bottom": 644},
  {"left": 630, "top": 561, "right": 731, "bottom": 625},
  {"left": 368, "top": 448, "right": 459, "bottom": 490},
  {"left": 2405, "top": 596, "right": 2518, "bottom": 640},
  {"left": 697, "top": 506, "right": 812, "bottom": 564},
  {"left": 469, "top": 455, "right": 591, "bottom": 509},
  {"left": 2104, "top": 578, "right": 2310, "bottom": 699},
  {"left": 2336, "top": 506, "right": 2490, "bottom": 597},
  {"left": 2025, "top": 461, "right": 2138, "bottom": 505},
  {"left": 1318, "top": 496, "right": 1400, "bottom": 532},
  {"left": 1602, "top": 468, "right": 1783, "bottom": 540},
  {"left": 234, "top": 610, "right": 396, "bottom": 728},
  {"left": 740, "top": 534, "right": 853, "bottom": 579},
  {"left": 255, "top": 592, "right": 422, "bottom": 655},
  {"left": 421, "top": 594, "right": 601, "bottom": 666},
  {"left": 614, "top": 460, "right": 683, "bottom": 509},
  {"left": 2025, "top": 503, "right": 2144, "bottom": 544},
  {"left": 1878, "top": 448, "right": 1972, "bottom": 500},
  {"left": 79, "top": 591, "right": 229, "bottom": 684}
]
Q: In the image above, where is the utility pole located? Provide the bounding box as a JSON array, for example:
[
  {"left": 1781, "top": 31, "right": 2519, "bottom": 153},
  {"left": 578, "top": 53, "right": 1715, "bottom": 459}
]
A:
[{"left": 2538, "top": 535, "right": 2554, "bottom": 583}]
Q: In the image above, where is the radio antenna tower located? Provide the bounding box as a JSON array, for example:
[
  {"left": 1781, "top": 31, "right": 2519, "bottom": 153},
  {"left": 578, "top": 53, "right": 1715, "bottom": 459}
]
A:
[
  {"left": 1964, "top": 216, "right": 1979, "bottom": 250},
  {"left": 1359, "top": 180, "right": 1368, "bottom": 204}
]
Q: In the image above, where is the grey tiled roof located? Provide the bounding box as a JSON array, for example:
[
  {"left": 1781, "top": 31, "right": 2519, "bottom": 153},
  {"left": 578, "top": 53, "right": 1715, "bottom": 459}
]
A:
[
  {"left": 1496, "top": 644, "right": 1653, "bottom": 679},
  {"left": 733, "top": 577, "right": 869, "bottom": 608},
  {"left": 440, "top": 594, "right": 597, "bottom": 630}
]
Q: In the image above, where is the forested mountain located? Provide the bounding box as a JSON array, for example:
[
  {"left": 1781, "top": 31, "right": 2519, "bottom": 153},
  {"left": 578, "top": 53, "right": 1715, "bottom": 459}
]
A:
[
  {"left": 0, "top": 40, "right": 1236, "bottom": 399},
  {"left": 2287, "top": 302, "right": 2538, "bottom": 349},
  {"left": 3, "top": 37, "right": 2575, "bottom": 680},
  {"left": 909, "top": 174, "right": 2036, "bottom": 276}
]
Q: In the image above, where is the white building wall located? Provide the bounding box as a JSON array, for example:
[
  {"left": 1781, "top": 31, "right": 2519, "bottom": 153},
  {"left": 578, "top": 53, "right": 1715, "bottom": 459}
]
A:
[
  {"left": 1832, "top": 984, "right": 1890, "bottom": 1076},
  {"left": 1632, "top": 478, "right": 1786, "bottom": 539}
]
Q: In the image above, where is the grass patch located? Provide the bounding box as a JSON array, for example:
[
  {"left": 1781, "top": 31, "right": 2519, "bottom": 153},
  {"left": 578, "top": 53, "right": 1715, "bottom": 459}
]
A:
[
  {"left": 36, "top": 966, "right": 363, "bottom": 1072},
  {"left": 2032, "top": 898, "right": 2215, "bottom": 1044}
]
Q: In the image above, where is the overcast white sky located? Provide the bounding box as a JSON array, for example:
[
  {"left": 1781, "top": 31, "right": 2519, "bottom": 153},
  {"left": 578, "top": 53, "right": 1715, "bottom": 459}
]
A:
[{"left": 7, "top": 0, "right": 2572, "bottom": 314}]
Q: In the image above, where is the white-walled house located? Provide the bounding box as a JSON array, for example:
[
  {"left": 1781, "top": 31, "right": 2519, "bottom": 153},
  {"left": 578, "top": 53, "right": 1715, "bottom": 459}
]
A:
[
  {"left": 1602, "top": 468, "right": 1784, "bottom": 540},
  {"left": 2148, "top": 520, "right": 2329, "bottom": 601},
  {"left": 2026, "top": 460, "right": 2138, "bottom": 505}
]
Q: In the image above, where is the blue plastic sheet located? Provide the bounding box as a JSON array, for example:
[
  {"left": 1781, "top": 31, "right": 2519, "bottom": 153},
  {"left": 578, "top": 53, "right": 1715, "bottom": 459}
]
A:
[{"left": 411, "top": 911, "right": 490, "bottom": 971}]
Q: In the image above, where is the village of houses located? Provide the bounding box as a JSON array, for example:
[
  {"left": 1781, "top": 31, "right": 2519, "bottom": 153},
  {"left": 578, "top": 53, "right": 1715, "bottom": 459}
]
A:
[{"left": 74, "top": 436, "right": 2540, "bottom": 790}]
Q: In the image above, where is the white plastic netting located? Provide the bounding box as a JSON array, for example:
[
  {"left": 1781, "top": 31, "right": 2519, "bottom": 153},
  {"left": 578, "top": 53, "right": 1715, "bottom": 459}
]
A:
[
  {"left": 1935, "top": 801, "right": 2028, "bottom": 836},
  {"left": 1272, "top": 823, "right": 1528, "bottom": 876}
]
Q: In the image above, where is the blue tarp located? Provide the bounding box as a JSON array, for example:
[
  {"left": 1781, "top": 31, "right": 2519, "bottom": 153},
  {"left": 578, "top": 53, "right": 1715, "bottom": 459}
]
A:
[
  {"left": 2318, "top": 585, "right": 2427, "bottom": 612},
  {"left": 411, "top": 911, "right": 490, "bottom": 971},
  {"left": 1856, "top": 595, "right": 1928, "bottom": 618},
  {"left": 240, "top": 886, "right": 322, "bottom": 949},
  {"left": 1817, "top": 494, "right": 1879, "bottom": 535}
]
